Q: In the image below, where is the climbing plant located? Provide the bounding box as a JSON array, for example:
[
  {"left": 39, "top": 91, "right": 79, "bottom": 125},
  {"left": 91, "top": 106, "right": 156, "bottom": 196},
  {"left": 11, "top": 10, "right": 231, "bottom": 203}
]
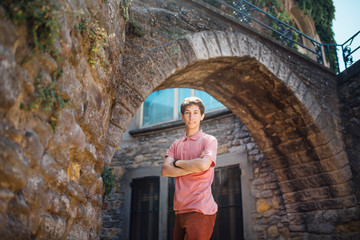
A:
[
  {"left": 294, "top": 0, "right": 337, "bottom": 70},
  {"left": 75, "top": 18, "right": 111, "bottom": 67},
  {"left": 20, "top": 69, "right": 71, "bottom": 130},
  {"left": 120, "top": 0, "right": 132, "bottom": 22},
  {"left": 101, "top": 165, "right": 117, "bottom": 199},
  {"left": 0, "top": 0, "right": 61, "bottom": 57}
]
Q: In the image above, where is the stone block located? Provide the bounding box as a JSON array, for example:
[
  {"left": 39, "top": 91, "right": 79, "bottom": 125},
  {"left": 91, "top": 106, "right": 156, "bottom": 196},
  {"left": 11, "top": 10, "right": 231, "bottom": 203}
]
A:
[
  {"left": 314, "top": 143, "right": 339, "bottom": 160},
  {"left": 308, "top": 102, "right": 324, "bottom": 125},
  {"left": 289, "top": 224, "right": 306, "bottom": 232},
  {"left": 294, "top": 82, "right": 307, "bottom": 102},
  {"left": 201, "top": 31, "right": 221, "bottom": 58},
  {"left": 0, "top": 49, "right": 24, "bottom": 109},
  {"left": 235, "top": 32, "right": 249, "bottom": 56},
  {"left": 185, "top": 33, "right": 209, "bottom": 60},
  {"left": 110, "top": 104, "right": 132, "bottom": 131},
  {"left": 277, "top": 138, "right": 308, "bottom": 154},
  {"left": 307, "top": 222, "right": 334, "bottom": 234},
  {"left": 79, "top": 164, "right": 97, "bottom": 189},
  {"left": 225, "top": 31, "right": 240, "bottom": 56},
  {"left": 276, "top": 61, "right": 292, "bottom": 83},
  {"left": 42, "top": 214, "right": 66, "bottom": 239},
  {"left": 259, "top": 45, "right": 275, "bottom": 73},
  {"left": 256, "top": 199, "right": 270, "bottom": 213},
  {"left": 103, "top": 144, "right": 116, "bottom": 166},
  {"left": 177, "top": 36, "right": 198, "bottom": 64},
  {"left": 134, "top": 55, "right": 165, "bottom": 89},
  {"left": 150, "top": 46, "right": 177, "bottom": 78},
  {"left": 317, "top": 195, "right": 357, "bottom": 210},
  {"left": 307, "top": 132, "right": 330, "bottom": 147},
  {"left": 122, "top": 65, "right": 153, "bottom": 100},
  {"left": 286, "top": 201, "right": 317, "bottom": 213},
  {"left": 287, "top": 73, "right": 301, "bottom": 93},
  {"left": 115, "top": 81, "right": 143, "bottom": 114},
  {"left": 326, "top": 137, "right": 346, "bottom": 156},
  {"left": 247, "top": 37, "right": 260, "bottom": 59},
  {"left": 301, "top": 90, "right": 316, "bottom": 110},
  {"left": 261, "top": 190, "right": 274, "bottom": 198},
  {"left": 213, "top": 30, "right": 232, "bottom": 57},
  {"left": 164, "top": 40, "right": 188, "bottom": 69},
  {"left": 106, "top": 123, "right": 124, "bottom": 148},
  {"left": 267, "top": 225, "right": 279, "bottom": 238},
  {"left": 319, "top": 151, "right": 348, "bottom": 172},
  {"left": 23, "top": 130, "right": 44, "bottom": 166},
  {"left": 288, "top": 162, "right": 322, "bottom": 179},
  {"left": 278, "top": 227, "right": 290, "bottom": 239},
  {"left": 327, "top": 166, "right": 353, "bottom": 184}
]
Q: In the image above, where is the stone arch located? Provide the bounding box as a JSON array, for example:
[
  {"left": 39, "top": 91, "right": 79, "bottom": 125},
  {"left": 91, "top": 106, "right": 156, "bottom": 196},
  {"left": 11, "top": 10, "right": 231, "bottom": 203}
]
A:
[{"left": 109, "top": 30, "right": 355, "bottom": 233}]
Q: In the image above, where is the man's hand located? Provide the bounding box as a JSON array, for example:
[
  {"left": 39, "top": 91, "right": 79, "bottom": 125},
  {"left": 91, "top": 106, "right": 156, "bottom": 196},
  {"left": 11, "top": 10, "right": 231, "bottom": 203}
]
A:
[{"left": 161, "top": 157, "right": 194, "bottom": 177}]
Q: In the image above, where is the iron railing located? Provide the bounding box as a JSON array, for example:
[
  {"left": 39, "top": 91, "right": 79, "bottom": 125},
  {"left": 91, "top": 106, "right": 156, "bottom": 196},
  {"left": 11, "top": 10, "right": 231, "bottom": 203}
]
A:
[{"left": 204, "top": 0, "right": 360, "bottom": 73}]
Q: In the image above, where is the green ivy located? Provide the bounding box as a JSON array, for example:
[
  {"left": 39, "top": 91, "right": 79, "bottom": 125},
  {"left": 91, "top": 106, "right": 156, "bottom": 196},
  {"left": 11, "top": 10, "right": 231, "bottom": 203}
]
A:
[
  {"left": 294, "top": 0, "right": 337, "bottom": 71},
  {"left": 120, "top": 0, "right": 132, "bottom": 22},
  {"left": 20, "top": 69, "right": 71, "bottom": 130},
  {"left": 0, "top": 0, "right": 61, "bottom": 57},
  {"left": 101, "top": 165, "right": 117, "bottom": 199},
  {"left": 75, "top": 18, "right": 110, "bottom": 67}
]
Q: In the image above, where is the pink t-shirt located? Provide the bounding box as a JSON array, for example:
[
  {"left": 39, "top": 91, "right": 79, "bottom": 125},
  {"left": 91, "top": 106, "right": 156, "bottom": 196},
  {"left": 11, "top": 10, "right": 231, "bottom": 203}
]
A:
[{"left": 165, "top": 130, "right": 218, "bottom": 215}]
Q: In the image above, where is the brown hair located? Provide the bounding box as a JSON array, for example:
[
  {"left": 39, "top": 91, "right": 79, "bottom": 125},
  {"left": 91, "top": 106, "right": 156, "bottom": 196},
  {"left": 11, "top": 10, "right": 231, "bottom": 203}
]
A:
[{"left": 180, "top": 96, "right": 205, "bottom": 115}]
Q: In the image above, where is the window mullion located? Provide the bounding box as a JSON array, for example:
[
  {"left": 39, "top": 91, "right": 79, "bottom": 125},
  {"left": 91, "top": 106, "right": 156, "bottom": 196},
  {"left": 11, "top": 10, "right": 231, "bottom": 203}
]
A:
[{"left": 174, "top": 89, "right": 179, "bottom": 119}]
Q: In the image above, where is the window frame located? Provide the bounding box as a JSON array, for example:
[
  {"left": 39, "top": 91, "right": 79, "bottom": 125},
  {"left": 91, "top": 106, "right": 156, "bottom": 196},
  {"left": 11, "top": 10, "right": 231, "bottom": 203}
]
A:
[{"left": 138, "top": 88, "right": 226, "bottom": 128}]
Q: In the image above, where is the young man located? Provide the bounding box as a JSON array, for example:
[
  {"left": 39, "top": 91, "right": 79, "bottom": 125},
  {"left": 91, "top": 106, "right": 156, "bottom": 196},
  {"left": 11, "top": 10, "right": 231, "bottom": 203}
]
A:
[{"left": 161, "top": 96, "right": 218, "bottom": 240}]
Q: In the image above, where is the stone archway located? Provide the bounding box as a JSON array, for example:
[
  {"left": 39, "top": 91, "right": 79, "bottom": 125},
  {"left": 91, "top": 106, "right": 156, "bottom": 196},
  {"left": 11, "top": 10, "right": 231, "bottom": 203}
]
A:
[{"left": 107, "top": 30, "right": 356, "bottom": 235}]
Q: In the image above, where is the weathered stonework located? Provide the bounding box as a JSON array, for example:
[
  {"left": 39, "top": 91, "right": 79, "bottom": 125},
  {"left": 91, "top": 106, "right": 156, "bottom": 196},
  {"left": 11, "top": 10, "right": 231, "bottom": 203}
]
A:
[
  {"left": 0, "top": 0, "right": 359, "bottom": 239},
  {"left": 0, "top": 0, "right": 125, "bottom": 239}
]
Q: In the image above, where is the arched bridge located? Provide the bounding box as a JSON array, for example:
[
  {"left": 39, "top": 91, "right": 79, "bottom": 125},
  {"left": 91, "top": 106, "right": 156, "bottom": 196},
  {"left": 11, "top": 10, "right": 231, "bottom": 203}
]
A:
[{"left": 107, "top": 0, "right": 359, "bottom": 238}]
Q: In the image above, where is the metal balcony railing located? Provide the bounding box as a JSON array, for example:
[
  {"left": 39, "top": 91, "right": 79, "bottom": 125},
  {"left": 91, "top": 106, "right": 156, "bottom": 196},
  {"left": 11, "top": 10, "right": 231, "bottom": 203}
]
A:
[{"left": 203, "top": 0, "right": 360, "bottom": 73}]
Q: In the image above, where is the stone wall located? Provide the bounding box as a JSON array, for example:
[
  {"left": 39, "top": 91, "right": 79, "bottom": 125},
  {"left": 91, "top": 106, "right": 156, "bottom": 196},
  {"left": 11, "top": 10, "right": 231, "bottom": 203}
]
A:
[
  {"left": 101, "top": 112, "right": 291, "bottom": 240},
  {"left": 0, "top": 0, "right": 125, "bottom": 239},
  {"left": 338, "top": 61, "right": 360, "bottom": 204}
]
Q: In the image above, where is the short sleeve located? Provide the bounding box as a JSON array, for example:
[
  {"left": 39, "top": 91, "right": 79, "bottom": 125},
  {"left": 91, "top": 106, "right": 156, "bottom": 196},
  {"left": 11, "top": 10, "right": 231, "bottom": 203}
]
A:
[
  {"left": 201, "top": 136, "right": 218, "bottom": 167},
  {"left": 165, "top": 140, "right": 177, "bottom": 158}
]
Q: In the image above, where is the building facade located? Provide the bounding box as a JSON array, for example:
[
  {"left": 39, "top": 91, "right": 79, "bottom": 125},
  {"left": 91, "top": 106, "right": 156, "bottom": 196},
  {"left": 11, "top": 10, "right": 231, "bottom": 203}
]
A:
[{"left": 101, "top": 96, "right": 290, "bottom": 239}]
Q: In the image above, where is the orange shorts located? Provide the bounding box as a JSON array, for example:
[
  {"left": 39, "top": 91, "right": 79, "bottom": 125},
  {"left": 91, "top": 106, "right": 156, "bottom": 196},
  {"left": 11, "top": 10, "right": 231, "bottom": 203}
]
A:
[{"left": 173, "top": 212, "right": 216, "bottom": 240}]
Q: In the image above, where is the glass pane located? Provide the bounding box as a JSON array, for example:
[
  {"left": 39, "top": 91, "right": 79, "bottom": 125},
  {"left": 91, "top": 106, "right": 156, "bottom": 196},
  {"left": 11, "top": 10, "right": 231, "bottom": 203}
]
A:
[
  {"left": 195, "top": 90, "right": 224, "bottom": 112},
  {"left": 211, "top": 165, "right": 244, "bottom": 240},
  {"left": 143, "top": 89, "right": 174, "bottom": 126},
  {"left": 130, "top": 177, "right": 159, "bottom": 240}
]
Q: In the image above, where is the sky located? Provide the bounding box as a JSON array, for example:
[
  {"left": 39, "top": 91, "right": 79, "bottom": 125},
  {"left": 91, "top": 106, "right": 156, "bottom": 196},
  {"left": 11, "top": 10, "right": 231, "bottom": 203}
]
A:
[{"left": 332, "top": 0, "right": 360, "bottom": 71}]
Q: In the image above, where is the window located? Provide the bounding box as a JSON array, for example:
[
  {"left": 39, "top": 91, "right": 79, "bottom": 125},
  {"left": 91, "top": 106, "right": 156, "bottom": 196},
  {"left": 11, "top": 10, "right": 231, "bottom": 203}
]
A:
[
  {"left": 211, "top": 165, "right": 244, "bottom": 240},
  {"left": 141, "top": 88, "right": 224, "bottom": 127},
  {"left": 130, "top": 177, "right": 160, "bottom": 240},
  {"left": 166, "top": 165, "right": 244, "bottom": 240}
]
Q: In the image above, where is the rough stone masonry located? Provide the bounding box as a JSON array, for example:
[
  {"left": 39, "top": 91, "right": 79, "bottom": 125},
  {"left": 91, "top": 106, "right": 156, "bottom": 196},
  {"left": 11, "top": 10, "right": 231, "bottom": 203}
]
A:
[{"left": 0, "top": 0, "right": 359, "bottom": 239}]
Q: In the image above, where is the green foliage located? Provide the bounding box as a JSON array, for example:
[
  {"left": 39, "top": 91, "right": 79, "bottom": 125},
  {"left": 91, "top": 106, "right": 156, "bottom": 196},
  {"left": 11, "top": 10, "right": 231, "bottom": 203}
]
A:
[
  {"left": 75, "top": 19, "right": 110, "bottom": 67},
  {"left": 294, "top": 0, "right": 337, "bottom": 71},
  {"left": 21, "top": 69, "right": 71, "bottom": 130},
  {"left": 101, "top": 165, "right": 117, "bottom": 199},
  {"left": 0, "top": 0, "right": 61, "bottom": 56},
  {"left": 120, "top": 0, "right": 132, "bottom": 22}
]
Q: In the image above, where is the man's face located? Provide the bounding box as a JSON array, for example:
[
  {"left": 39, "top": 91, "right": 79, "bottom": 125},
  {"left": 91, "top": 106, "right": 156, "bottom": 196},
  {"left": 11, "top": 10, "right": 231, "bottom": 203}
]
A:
[{"left": 181, "top": 104, "right": 205, "bottom": 130}]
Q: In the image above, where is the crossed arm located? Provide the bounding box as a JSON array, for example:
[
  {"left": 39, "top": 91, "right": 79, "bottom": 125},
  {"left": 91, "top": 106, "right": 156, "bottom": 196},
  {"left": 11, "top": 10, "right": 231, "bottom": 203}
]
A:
[{"left": 161, "top": 153, "right": 213, "bottom": 177}]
